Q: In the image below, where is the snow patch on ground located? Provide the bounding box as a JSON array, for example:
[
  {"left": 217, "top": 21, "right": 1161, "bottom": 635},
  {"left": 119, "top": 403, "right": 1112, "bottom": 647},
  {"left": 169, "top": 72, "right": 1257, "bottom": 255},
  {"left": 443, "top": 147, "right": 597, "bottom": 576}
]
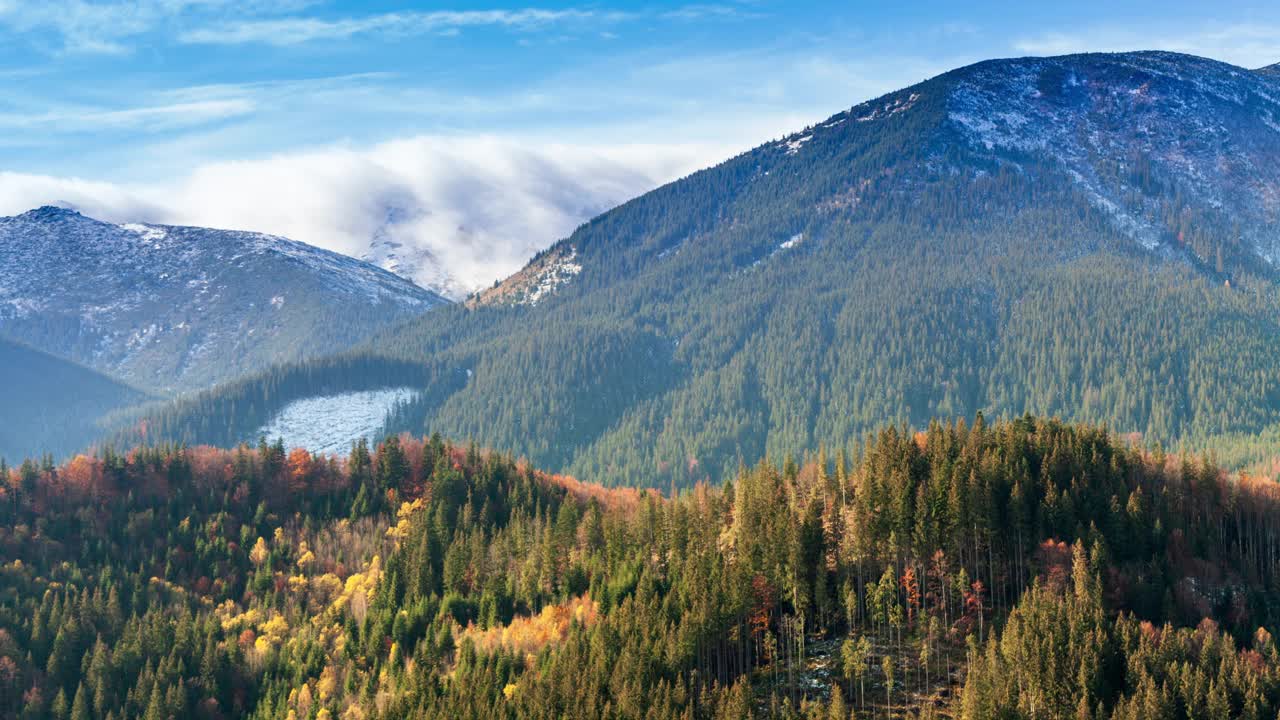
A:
[
  {"left": 856, "top": 92, "right": 920, "bottom": 122},
  {"left": 521, "top": 248, "right": 583, "bottom": 306},
  {"left": 657, "top": 237, "right": 689, "bottom": 259},
  {"left": 257, "top": 387, "right": 419, "bottom": 456},
  {"left": 779, "top": 233, "right": 804, "bottom": 250},
  {"left": 785, "top": 135, "right": 813, "bottom": 155},
  {"left": 120, "top": 223, "right": 167, "bottom": 242}
]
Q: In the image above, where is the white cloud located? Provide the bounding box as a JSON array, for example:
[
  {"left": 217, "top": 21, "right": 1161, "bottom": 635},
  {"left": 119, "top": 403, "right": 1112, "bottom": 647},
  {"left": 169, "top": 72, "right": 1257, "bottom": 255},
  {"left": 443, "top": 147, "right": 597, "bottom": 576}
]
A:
[
  {"left": 0, "top": 0, "right": 226, "bottom": 53},
  {"left": 0, "top": 0, "right": 391, "bottom": 53},
  {"left": 0, "top": 2, "right": 751, "bottom": 53},
  {"left": 0, "top": 98, "right": 255, "bottom": 132},
  {"left": 0, "top": 135, "right": 727, "bottom": 297},
  {"left": 1014, "top": 24, "right": 1280, "bottom": 70},
  {"left": 0, "top": 171, "right": 162, "bottom": 218},
  {"left": 180, "top": 8, "right": 620, "bottom": 46},
  {"left": 660, "top": 5, "right": 749, "bottom": 21}
]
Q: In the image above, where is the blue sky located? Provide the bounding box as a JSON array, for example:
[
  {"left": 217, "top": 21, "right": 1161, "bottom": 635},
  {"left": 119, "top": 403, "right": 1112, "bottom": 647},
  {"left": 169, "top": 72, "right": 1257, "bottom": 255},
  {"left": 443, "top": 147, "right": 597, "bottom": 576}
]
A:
[{"left": 2, "top": 0, "right": 1278, "bottom": 292}]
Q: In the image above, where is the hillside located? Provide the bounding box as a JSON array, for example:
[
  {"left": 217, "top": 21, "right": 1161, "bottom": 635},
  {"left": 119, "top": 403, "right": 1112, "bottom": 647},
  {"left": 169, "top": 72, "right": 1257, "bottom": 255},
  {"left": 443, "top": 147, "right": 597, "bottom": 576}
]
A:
[
  {"left": 0, "top": 337, "right": 149, "bottom": 461},
  {"left": 0, "top": 206, "right": 447, "bottom": 392},
  {"left": 2, "top": 418, "right": 1279, "bottom": 719},
  {"left": 127, "top": 51, "right": 1280, "bottom": 487}
]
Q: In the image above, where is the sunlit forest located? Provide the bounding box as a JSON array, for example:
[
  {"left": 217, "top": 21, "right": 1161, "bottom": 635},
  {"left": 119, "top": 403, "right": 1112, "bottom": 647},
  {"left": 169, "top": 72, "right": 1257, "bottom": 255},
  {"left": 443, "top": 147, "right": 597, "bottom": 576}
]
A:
[{"left": 3, "top": 415, "right": 1279, "bottom": 719}]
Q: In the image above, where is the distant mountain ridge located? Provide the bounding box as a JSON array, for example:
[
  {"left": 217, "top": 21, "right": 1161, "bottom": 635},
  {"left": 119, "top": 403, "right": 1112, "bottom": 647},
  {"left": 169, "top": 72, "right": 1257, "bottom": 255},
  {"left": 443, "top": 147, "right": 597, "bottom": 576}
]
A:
[
  {"left": 129, "top": 51, "right": 1280, "bottom": 487},
  {"left": 0, "top": 337, "right": 148, "bottom": 461},
  {"left": 0, "top": 206, "right": 447, "bottom": 392}
]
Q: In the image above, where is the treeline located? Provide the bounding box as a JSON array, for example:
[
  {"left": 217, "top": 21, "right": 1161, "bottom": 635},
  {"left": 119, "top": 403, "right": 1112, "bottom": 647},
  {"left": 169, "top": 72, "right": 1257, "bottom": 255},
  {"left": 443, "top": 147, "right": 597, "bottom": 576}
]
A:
[{"left": 2, "top": 416, "right": 1280, "bottom": 718}]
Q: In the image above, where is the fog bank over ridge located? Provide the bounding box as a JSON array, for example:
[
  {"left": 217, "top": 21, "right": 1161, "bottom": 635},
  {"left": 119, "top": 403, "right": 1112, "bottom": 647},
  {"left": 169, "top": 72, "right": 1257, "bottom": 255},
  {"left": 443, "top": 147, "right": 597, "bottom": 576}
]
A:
[{"left": 0, "top": 135, "right": 727, "bottom": 297}]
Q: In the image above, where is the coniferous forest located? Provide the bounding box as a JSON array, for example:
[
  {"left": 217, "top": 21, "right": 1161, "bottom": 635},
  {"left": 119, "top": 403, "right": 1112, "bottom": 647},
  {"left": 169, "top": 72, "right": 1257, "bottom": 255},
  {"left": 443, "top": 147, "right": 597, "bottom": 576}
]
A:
[{"left": 4, "top": 416, "right": 1280, "bottom": 719}]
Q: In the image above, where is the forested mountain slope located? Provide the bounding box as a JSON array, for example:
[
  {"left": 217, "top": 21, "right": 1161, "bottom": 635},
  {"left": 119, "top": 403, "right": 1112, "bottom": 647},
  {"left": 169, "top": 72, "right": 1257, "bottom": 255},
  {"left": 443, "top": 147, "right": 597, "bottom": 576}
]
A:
[
  {"left": 129, "top": 51, "right": 1280, "bottom": 488},
  {"left": 0, "top": 206, "right": 447, "bottom": 393},
  {"left": 0, "top": 338, "right": 148, "bottom": 461},
  {"left": 3, "top": 418, "right": 1279, "bottom": 719}
]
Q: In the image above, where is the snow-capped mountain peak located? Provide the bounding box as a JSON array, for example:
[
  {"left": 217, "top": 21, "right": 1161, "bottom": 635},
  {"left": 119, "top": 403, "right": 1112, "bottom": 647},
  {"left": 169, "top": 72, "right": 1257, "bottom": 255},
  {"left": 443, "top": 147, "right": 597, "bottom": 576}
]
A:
[
  {"left": 358, "top": 208, "right": 466, "bottom": 299},
  {"left": 17, "top": 205, "right": 82, "bottom": 221}
]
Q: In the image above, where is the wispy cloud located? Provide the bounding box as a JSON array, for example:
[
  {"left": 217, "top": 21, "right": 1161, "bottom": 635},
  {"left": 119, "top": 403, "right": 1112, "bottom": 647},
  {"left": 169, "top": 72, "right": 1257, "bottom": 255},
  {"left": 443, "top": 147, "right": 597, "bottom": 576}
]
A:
[
  {"left": 0, "top": 0, "right": 225, "bottom": 54},
  {"left": 94, "top": 98, "right": 256, "bottom": 129},
  {"left": 660, "top": 4, "right": 750, "bottom": 21},
  {"left": 1014, "top": 24, "right": 1280, "bottom": 69},
  {"left": 0, "top": 0, "right": 399, "bottom": 53},
  {"left": 0, "top": 99, "right": 253, "bottom": 134},
  {"left": 0, "top": 73, "right": 397, "bottom": 144},
  {"left": 180, "top": 8, "right": 628, "bottom": 46},
  {"left": 0, "top": 2, "right": 738, "bottom": 53}
]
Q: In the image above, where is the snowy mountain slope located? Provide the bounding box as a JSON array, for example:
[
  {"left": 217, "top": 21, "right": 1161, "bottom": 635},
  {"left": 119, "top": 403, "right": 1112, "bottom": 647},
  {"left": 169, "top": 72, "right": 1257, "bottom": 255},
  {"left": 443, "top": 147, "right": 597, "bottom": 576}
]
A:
[
  {"left": 936, "top": 52, "right": 1280, "bottom": 262},
  {"left": 359, "top": 50, "right": 1280, "bottom": 481},
  {"left": 467, "top": 244, "right": 582, "bottom": 307},
  {"left": 358, "top": 205, "right": 467, "bottom": 300},
  {"left": 0, "top": 206, "right": 448, "bottom": 391},
  {"left": 472, "top": 51, "right": 1280, "bottom": 309}
]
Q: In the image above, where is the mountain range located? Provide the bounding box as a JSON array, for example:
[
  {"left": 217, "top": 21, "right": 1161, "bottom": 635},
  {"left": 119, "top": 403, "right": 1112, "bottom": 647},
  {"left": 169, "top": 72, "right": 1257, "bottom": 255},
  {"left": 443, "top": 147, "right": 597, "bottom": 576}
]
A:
[
  {"left": 0, "top": 206, "right": 452, "bottom": 460},
  {"left": 0, "top": 206, "right": 447, "bottom": 393},
  {"left": 62, "top": 51, "right": 1280, "bottom": 486},
  {"left": 9, "top": 46, "right": 1280, "bottom": 720}
]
